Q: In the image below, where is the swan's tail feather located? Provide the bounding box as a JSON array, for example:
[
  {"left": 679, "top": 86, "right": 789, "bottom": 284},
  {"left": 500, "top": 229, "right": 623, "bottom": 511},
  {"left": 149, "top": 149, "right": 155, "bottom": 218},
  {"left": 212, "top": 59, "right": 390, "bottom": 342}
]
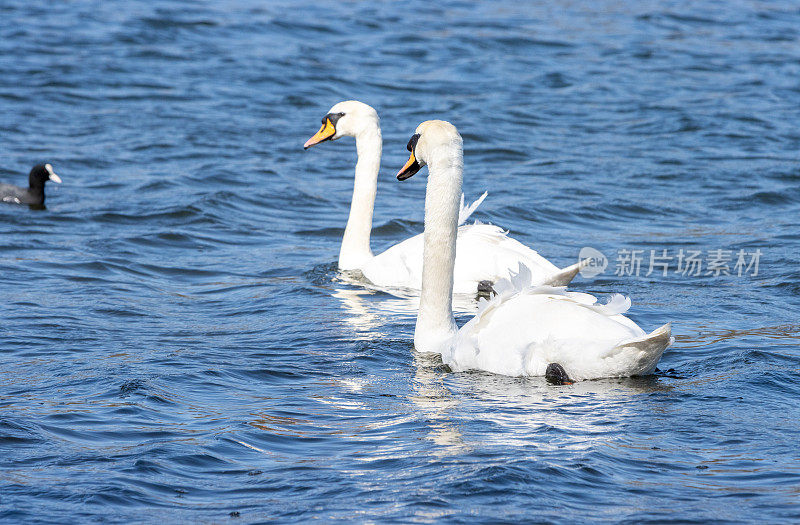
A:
[
  {"left": 603, "top": 323, "right": 672, "bottom": 375},
  {"left": 586, "top": 293, "right": 631, "bottom": 316},
  {"left": 458, "top": 191, "right": 488, "bottom": 225},
  {"left": 542, "top": 260, "right": 587, "bottom": 287}
]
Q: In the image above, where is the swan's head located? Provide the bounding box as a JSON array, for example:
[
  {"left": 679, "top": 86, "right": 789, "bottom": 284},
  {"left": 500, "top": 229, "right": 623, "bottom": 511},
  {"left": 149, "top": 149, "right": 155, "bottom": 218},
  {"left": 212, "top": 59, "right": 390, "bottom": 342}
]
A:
[
  {"left": 397, "top": 120, "right": 461, "bottom": 180},
  {"left": 303, "top": 100, "right": 379, "bottom": 149}
]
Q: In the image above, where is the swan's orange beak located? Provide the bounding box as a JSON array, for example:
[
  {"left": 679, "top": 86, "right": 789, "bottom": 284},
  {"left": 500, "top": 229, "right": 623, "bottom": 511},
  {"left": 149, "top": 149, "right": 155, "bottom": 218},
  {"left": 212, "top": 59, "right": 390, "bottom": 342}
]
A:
[
  {"left": 397, "top": 133, "right": 422, "bottom": 180},
  {"left": 397, "top": 151, "right": 422, "bottom": 181},
  {"left": 304, "top": 118, "right": 336, "bottom": 149}
]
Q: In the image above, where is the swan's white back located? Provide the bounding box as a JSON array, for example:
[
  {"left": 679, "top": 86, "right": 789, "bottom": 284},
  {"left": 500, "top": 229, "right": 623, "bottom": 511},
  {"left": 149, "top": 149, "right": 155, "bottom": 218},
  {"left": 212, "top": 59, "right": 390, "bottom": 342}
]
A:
[
  {"left": 363, "top": 222, "right": 561, "bottom": 294},
  {"left": 450, "top": 286, "right": 669, "bottom": 380}
]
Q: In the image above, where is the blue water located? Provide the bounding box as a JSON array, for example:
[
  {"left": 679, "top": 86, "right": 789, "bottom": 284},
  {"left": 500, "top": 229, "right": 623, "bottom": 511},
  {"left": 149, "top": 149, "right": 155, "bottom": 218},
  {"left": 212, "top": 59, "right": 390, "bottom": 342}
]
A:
[{"left": 1, "top": 0, "right": 799, "bottom": 522}]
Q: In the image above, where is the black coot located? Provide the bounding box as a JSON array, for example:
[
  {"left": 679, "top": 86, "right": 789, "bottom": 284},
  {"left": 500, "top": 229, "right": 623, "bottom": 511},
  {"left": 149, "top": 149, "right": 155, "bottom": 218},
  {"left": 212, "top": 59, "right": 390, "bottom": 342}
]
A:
[{"left": 0, "top": 164, "right": 61, "bottom": 207}]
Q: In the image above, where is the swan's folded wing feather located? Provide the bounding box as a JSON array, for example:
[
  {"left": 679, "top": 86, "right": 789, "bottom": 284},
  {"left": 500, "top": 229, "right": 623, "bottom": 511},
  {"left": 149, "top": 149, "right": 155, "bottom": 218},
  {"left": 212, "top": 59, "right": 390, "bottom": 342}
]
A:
[
  {"left": 542, "top": 260, "right": 586, "bottom": 286},
  {"left": 458, "top": 191, "right": 488, "bottom": 225},
  {"left": 449, "top": 225, "right": 563, "bottom": 292},
  {"left": 450, "top": 291, "right": 655, "bottom": 378},
  {"left": 593, "top": 323, "right": 672, "bottom": 377}
]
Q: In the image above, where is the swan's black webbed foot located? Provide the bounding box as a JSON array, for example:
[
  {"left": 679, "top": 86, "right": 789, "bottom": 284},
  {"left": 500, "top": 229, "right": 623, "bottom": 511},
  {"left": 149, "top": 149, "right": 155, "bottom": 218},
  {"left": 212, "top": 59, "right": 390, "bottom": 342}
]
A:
[
  {"left": 477, "top": 280, "right": 496, "bottom": 299},
  {"left": 545, "top": 363, "right": 573, "bottom": 385}
]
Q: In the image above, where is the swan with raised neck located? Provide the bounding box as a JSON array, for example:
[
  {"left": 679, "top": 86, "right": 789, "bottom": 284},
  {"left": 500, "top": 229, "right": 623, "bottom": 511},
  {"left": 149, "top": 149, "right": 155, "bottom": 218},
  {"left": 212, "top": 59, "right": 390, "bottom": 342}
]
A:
[
  {"left": 304, "top": 101, "right": 584, "bottom": 296},
  {"left": 396, "top": 120, "right": 672, "bottom": 379},
  {"left": 305, "top": 100, "right": 381, "bottom": 270},
  {"left": 397, "top": 120, "right": 463, "bottom": 351}
]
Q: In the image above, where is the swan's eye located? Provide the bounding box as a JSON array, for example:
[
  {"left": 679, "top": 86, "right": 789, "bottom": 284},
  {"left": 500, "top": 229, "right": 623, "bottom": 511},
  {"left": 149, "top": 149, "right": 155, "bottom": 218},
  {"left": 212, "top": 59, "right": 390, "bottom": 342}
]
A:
[
  {"left": 407, "top": 133, "right": 420, "bottom": 152},
  {"left": 325, "top": 112, "right": 346, "bottom": 127}
]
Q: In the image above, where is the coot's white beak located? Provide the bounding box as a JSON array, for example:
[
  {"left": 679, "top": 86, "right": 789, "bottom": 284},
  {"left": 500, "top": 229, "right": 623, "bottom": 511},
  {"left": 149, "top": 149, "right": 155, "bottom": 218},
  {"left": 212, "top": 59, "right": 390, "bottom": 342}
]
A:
[{"left": 45, "top": 163, "right": 61, "bottom": 183}]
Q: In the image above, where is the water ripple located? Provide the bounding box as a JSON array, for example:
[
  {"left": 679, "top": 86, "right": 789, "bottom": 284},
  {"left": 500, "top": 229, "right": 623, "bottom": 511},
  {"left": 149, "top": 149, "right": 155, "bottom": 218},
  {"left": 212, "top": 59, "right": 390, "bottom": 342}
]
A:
[{"left": 0, "top": 0, "right": 799, "bottom": 522}]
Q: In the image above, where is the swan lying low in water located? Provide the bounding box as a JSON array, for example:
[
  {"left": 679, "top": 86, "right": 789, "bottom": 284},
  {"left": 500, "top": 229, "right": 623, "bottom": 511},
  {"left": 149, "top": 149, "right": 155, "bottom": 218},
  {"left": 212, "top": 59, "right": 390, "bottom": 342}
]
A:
[
  {"left": 303, "top": 100, "right": 582, "bottom": 296},
  {"left": 396, "top": 120, "right": 672, "bottom": 380}
]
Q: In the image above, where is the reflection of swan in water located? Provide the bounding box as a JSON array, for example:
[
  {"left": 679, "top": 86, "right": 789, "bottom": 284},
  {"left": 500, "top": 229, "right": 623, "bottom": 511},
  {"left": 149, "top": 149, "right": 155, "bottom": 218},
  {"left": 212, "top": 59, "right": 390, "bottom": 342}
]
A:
[
  {"left": 237, "top": 362, "right": 673, "bottom": 464},
  {"left": 331, "top": 287, "right": 391, "bottom": 340},
  {"left": 408, "top": 351, "right": 673, "bottom": 454},
  {"left": 331, "top": 276, "right": 480, "bottom": 341},
  {"left": 335, "top": 272, "right": 481, "bottom": 312},
  {"left": 456, "top": 373, "right": 672, "bottom": 450},
  {"left": 408, "top": 352, "right": 470, "bottom": 456}
]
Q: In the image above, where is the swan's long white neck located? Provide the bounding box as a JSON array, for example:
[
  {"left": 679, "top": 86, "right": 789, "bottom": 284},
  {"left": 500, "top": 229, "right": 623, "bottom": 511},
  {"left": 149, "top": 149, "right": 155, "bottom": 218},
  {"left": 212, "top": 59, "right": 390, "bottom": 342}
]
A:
[
  {"left": 414, "top": 139, "right": 462, "bottom": 353},
  {"left": 339, "top": 124, "right": 381, "bottom": 270}
]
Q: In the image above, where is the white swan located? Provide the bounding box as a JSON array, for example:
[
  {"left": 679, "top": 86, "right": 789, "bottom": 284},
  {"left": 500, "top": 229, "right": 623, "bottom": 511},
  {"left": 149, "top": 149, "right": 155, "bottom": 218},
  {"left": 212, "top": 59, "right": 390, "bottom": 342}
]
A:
[
  {"left": 396, "top": 120, "right": 672, "bottom": 381},
  {"left": 304, "top": 100, "right": 582, "bottom": 295}
]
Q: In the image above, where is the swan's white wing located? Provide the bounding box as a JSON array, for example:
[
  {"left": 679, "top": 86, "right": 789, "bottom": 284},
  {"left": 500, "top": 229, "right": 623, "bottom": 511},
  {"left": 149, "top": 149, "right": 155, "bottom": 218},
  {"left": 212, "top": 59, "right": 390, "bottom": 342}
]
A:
[
  {"left": 360, "top": 224, "right": 572, "bottom": 295},
  {"left": 449, "top": 224, "right": 563, "bottom": 294},
  {"left": 359, "top": 233, "right": 423, "bottom": 292},
  {"left": 357, "top": 192, "right": 574, "bottom": 295},
  {"left": 448, "top": 289, "right": 670, "bottom": 380}
]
